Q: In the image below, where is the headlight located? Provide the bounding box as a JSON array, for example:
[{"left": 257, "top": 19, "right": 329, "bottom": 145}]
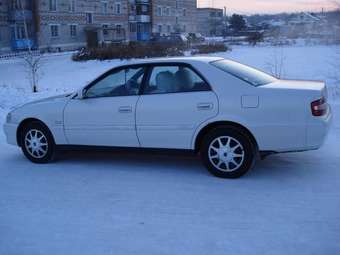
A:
[{"left": 6, "top": 112, "right": 12, "bottom": 123}]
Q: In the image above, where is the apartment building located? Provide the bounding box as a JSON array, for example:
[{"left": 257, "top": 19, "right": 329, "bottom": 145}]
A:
[
  {"left": 153, "top": 0, "right": 196, "bottom": 36},
  {"left": 0, "top": 0, "right": 11, "bottom": 52},
  {"left": 197, "top": 7, "right": 224, "bottom": 36},
  {"left": 0, "top": 0, "right": 197, "bottom": 53}
]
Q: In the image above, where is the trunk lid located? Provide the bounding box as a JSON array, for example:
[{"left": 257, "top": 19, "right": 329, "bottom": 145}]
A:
[{"left": 262, "top": 79, "right": 326, "bottom": 92}]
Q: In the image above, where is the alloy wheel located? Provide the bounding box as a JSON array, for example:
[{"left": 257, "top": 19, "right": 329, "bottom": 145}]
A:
[{"left": 208, "top": 136, "right": 245, "bottom": 172}]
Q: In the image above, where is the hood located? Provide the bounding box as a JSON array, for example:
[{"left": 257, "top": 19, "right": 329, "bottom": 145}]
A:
[
  {"left": 12, "top": 93, "right": 72, "bottom": 110},
  {"left": 25, "top": 93, "right": 71, "bottom": 105}
]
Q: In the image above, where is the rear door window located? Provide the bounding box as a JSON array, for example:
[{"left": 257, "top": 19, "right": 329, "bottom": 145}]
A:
[{"left": 143, "top": 65, "right": 211, "bottom": 95}]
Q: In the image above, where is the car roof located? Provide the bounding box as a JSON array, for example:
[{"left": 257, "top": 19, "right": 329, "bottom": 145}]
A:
[{"left": 119, "top": 56, "right": 224, "bottom": 66}]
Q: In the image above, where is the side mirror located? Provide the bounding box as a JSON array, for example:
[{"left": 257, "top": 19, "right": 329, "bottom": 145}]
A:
[{"left": 75, "top": 88, "right": 85, "bottom": 100}]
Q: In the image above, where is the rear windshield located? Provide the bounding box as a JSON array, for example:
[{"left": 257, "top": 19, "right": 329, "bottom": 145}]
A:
[{"left": 211, "top": 59, "right": 277, "bottom": 86}]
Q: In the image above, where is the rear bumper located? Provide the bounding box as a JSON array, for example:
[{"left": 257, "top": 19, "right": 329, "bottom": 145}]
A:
[
  {"left": 306, "top": 106, "right": 332, "bottom": 150},
  {"left": 3, "top": 122, "right": 18, "bottom": 146}
]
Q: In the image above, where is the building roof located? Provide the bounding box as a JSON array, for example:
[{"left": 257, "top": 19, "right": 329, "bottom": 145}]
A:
[{"left": 197, "top": 7, "right": 224, "bottom": 12}]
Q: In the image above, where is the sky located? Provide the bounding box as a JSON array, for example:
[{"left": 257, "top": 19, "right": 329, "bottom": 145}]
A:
[{"left": 197, "top": 0, "right": 339, "bottom": 14}]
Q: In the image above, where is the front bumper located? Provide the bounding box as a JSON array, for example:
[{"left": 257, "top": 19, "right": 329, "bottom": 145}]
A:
[{"left": 3, "top": 122, "right": 19, "bottom": 146}]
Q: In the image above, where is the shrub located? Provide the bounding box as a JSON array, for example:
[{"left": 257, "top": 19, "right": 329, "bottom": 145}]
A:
[
  {"left": 72, "top": 41, "right": 185, "bottom": 61},
  {"left": 247, "top": 32, "right": 264, "bottom": 46},
  {"left": 191, "top": 43, "right": 228, "bottom": 55}
]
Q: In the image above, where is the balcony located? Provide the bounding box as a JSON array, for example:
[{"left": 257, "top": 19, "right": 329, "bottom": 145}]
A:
[
  {"left": 136, "top": 15, "right": 150, "bottom": 23},
  {"left": 136, "top": 0, "right": 150, "bottom": 4},
  {"left": 11, "top": 38, "right": 35, "bottom": 50},
  {"left": 8, "top": 10, "right": 33, "bottom": 22}
]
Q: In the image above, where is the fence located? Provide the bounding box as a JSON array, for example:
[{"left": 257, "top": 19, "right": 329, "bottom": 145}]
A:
[{"left": 0, "top": 50, "right": 40, "bottom": 60}]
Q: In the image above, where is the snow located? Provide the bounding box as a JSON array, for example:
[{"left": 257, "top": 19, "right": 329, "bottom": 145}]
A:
[{"left": 0, "top": 45, "right": 340, "bottom": 254}]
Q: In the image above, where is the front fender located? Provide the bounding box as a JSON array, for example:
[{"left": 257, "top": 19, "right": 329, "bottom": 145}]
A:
[{"left": 11, "top": 98, "right": 70, "bottom": 145}]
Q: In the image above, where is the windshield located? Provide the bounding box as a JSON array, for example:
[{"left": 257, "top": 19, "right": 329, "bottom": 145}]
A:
[{"left": 211, "top": 59, "right": 277, "bottom": 86}]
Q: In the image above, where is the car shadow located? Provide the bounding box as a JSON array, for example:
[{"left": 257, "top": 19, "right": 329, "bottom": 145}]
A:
[
  {"left": 56, "top": 148, "right": 319, "bottom": 181},
  {"left": 4, "top": 145, "right": 324, "bottom": 181}
]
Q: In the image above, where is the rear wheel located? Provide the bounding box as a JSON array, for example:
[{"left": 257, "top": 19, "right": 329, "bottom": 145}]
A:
[
  {"left": 20, "top": 121, "right": 56, "bottom": 163},
  {"left": 200, "top": 126, "right": 256, "bottom": 178}
]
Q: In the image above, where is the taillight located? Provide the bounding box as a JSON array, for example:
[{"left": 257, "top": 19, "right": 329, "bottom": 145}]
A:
[{"left": 311, "top": 97, "right": 328, "bottom": 116}]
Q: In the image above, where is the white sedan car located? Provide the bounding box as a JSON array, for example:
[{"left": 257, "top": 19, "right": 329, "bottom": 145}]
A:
[{"left": 4, "top": 57, "right": 332, "bottom": 178}]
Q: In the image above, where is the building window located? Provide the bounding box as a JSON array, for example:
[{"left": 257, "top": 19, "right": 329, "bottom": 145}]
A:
[
  {"left": 141, "top": 5, "right": 148, "bottom": 13},
  {"left": 86, "top": 12, "right": 93, "bottom": 24},
  {"left": 183, "top": 9, "right": 186, "bottom": 17},
  {"left": 12, "top": 0, "right": 23, "bottom": 10},
  {"left": 115, "top": 3, "right": 121, "bottom": 14},
  {"left": 15, "top": 25, "right": 26, "bottom": 39},
  {"left": 158, "top": 24, "right": 162, "bottom": 33},
  {"left": 103, "top": 24, "right": 109, "bottom": 35},
  {"left": 102, "top": 2, "right": 108, "bottom": 14},
  {"left": 167, "top": 25, "right": 171, "bottom": 33},
  {"left": 129, "top": 23, "right": 136, "bottom": 33},
  {"left": 50, "top": 25, "right": 59, "bottom": 37},
  {"left": 116, "top": 24, "right": 122, "bottom": 34},
  {"left": 163, "top": 7, "right": 170, "bottom": 16},
  {"left": 69, "top": 0, "right": 76, "bottom": 12},
  {"left": 156, "top": 6, "right": 162, "bottom": 16},
  {"left": 49, "top": 0, "right": 57, "bottom": 11},
  {"left": 70, "top": 25, "right": 77, "bottom": 37}
]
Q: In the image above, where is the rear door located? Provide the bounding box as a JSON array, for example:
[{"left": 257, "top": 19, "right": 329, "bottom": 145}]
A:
[{"left": 136, "top": 63, "right": 218, "bottom": 149}]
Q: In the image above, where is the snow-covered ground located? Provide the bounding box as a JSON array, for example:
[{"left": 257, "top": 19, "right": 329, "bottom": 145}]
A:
[{"left": 0, "top": 45, "right": 339, "bottom": 255}]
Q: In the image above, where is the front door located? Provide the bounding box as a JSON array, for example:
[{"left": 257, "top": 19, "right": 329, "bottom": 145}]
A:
[
  {"left": 64, "top": 66, "right": 146, "bottom": 147},
  {"left": 136, "top": 64, "right": 218, "bottom": 149}
]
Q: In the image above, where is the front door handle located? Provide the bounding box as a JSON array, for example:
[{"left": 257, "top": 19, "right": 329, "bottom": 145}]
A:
[
  {"left": 197, "top": 103, "right": 213, "bottom": 111},
  {"left": 118, "top": 106, "right": 132, "bottom": 113}
]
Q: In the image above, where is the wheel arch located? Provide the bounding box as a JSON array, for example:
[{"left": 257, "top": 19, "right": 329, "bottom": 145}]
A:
[
  {"left": 16, "top": 118, "right": 54, "bottom": 147},
  {"left": 194, "top": 121, "right": 259, "bottom": 153}
]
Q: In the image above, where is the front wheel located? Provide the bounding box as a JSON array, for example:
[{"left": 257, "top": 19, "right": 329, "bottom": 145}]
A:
[
  {"left": 201, "top": 126, "right": 257, "bottom": 178},
  {"left": 20, "top": 121, "right": 56, "bottom": 163}
]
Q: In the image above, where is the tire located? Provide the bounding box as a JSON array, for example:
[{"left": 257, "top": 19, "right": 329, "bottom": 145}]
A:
[
  {"left": 20, "top": 121, "right": 56, "bottom": 164},
  {"left": 200, "top": 126, "right": 257, "bottom": 178}
]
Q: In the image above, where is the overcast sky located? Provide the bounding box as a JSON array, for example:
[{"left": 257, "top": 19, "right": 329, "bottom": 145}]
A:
[{"left": 197, "top": 0, "right": 339, "bottom": 14}]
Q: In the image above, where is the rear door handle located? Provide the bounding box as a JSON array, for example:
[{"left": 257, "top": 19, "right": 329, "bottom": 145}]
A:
[
  {"left": 197, "top": 103, "right": 213, "bottom": 111},
  {"left": 118, "top": 106, "right": 132, "bottom": 113}
]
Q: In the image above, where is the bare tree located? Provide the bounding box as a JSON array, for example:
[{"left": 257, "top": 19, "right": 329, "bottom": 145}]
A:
[
  {"left": 20, "top": 0, "right": 43, "bottom": 93},
  {"left": 265, "top": 47, "right": 286, "bottom": 79},
  {"left": 22, "top": 54, "right": 43, "bottom": 93}
]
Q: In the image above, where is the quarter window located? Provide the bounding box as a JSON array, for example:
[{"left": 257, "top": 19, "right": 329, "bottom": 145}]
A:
[
  {"left": 85, "top": 67, "right": 145, "bottom": 98},
  {"left": 211, "top": 59, "right": 277, "bottom": 86},
  {"left": 144, "top": 65, "right": 210, "bottom": 95}
]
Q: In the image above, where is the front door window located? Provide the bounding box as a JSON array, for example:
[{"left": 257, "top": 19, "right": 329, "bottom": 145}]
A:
[{"left": 85, "top": 67, "right": 145, "bottom": 98}]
